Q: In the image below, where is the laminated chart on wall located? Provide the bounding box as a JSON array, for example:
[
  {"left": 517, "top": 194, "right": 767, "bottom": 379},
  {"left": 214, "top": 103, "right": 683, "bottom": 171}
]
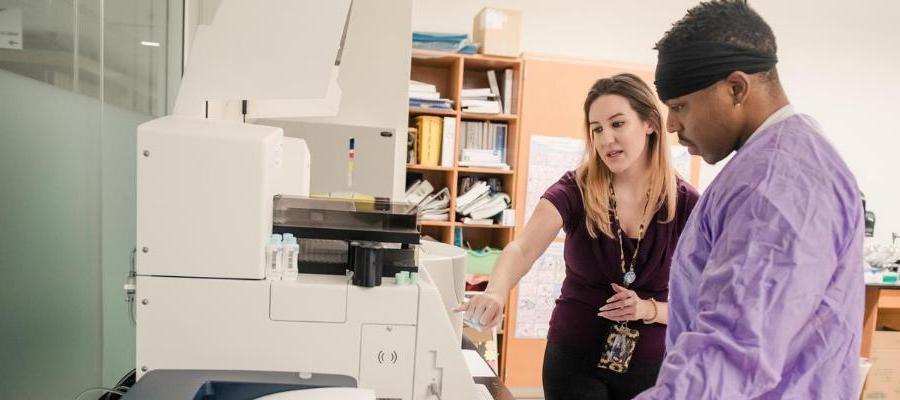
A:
[
  {"left": 524, "top": 136, "right": 585, "bottom": 239},
  {"left": 514, "top": 241, "right": 565, "bottom": 339}
]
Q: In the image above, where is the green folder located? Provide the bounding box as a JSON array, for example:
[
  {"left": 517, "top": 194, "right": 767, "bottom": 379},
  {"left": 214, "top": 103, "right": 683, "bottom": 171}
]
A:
[{"left": 466, "top": 247, "right": 502, "bottom": 275}]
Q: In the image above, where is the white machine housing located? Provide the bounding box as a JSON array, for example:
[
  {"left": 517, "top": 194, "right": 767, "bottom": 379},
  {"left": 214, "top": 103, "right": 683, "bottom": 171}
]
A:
[
  {"left": 136, "top": 116, "right": 309, "bottom": 279},
  {"left": 174, "top": 0, "right": 351, "bottom": 119},
  {"left": 135, "top": 120, "right": 477, "bottom": 399},
  {"left": 135, "top": 0, "right": 478, "bottom": 397}
]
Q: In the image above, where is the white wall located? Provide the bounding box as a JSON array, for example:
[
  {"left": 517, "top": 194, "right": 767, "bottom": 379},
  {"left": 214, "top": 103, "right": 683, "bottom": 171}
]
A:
[{"left": 413, "top": 0, "right": 900, "bottom": 242}]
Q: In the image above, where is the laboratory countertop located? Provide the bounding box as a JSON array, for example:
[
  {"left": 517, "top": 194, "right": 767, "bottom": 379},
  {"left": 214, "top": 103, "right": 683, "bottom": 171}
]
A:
[{"left": 866, "top": 282, "right": 900, "bottom": 289}]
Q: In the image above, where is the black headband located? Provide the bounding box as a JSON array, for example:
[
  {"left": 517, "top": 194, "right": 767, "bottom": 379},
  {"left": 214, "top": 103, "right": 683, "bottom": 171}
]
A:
[{"left": 654, "top": 41, "right": 777, "bottom": 102}]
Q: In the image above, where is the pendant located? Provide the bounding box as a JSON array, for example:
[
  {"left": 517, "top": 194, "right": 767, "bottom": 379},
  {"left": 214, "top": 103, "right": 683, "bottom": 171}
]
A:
[
  {"left": 623, "top": 271, "right": 636, "bottom": 286},
  {"left": 597, "top": 323, "right": 640, "bottom": 373}
]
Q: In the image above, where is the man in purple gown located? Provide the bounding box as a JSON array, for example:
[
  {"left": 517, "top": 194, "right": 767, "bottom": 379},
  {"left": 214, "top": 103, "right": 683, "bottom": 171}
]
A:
[{"left": 635, "top": 1, "right": 864, "bottom": 398}]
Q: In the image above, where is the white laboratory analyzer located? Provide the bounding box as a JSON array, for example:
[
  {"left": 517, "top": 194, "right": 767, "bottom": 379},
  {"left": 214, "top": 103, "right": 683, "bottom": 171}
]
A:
[{"left": 126, "top": 1, "right": 488, "bottom": 399}]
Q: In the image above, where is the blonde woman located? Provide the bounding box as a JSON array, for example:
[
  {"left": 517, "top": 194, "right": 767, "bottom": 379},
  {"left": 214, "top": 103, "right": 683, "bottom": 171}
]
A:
[{"left": 458, "top": 74, "right": 699, "bottom": 400}]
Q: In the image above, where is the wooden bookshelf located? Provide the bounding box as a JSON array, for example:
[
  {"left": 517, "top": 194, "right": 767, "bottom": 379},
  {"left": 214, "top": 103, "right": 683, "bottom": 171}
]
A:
[
  {"left": 406, "top": 164, "right": 454, "bottom": 172},
  {"left": 407, "top": 49, "right": 523, "bottom": 252},
  {"left": 407, "top": 49, "right": 525, "bottom": 383},
  {"left": 460, "top": 112, "right": 519, "bottom": 121},
  {"left": 409, "top": 108, "right": 457, "bottom": 117},
  {"left": 457, "top": 223, "right": 515, "bottom": 229},
  {"left": 418, "top": 220, "right": 455, "bottom": 227},
  {"left": 457, "top": 166, "right": 514, "bottom": 175}
]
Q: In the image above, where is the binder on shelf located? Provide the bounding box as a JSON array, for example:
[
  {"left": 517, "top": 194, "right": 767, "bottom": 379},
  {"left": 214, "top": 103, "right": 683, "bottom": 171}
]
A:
[
  {"left": 469, "top": 193, "right": 511, "bottom": 220},
  {"left": 415, "top": 115, "right": 443, "bottom": 166},
  {"left": 456, "top": 181, "right": 490, "bottom": 210},
  {"left": 502, "top": 68, "right": 514, "bottom": 114},
  {"left": 404, "top": 179, "right": 434, "bottom": 204},
  {"left": 420, "top": 187, "right": 450, "bottom": 210},
  {"left": 441, "top": 117, "right": 456, "bottom": 167},
  {"left": 496, "top": 123, "right": 507, "bottom": 163},
  {"left": 455, "top": 176, "right": 511, "bottom": 223},
  {"left": 418, "top": 187, "right": 451, "bottom": 222},
  {"left": 457, "top": 192, "right": 492, "bottom": 216},
  {"left": 487, "top": 70, "right": 501, "bottom": 99}
]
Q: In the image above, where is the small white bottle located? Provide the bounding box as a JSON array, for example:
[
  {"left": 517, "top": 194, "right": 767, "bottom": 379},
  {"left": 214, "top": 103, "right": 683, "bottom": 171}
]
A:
[
  {"left": 265, "top": 234, "right": 284, "bottom": 279},
  {"left": 282, "top": 233, "right": 300, "bottom": 280}
]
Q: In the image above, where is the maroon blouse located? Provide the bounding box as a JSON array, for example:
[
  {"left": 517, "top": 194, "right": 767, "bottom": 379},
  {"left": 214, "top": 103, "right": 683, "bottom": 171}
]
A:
[{"left": 541, "top": 171, "right": 699, "bottom": 364}]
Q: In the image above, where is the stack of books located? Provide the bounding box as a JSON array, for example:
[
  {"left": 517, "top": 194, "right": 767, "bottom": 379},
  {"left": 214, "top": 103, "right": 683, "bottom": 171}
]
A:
[
  {"left": 412, "top": 32, "right": 477, "bottom": 54},
  {"left": 461, "top": 87, "right": 501, "bottom": 114},
  {"left": 460, "top": 69, "right": 515, "bottom": 114},
  {"left": 458, "top": 121, "right": 508, "bottom": 169},
  {"left": 409, "top": 80, "right": 454, "bottom": 110}
]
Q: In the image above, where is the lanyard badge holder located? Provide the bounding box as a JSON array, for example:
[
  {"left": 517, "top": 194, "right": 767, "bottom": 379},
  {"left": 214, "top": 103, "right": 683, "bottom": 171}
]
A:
[
  {"left": 597, "top": 322, "right": 640, "bottom": 372},
  {"left": 597, "top": 183, "right": 649, "bottom": 374}
]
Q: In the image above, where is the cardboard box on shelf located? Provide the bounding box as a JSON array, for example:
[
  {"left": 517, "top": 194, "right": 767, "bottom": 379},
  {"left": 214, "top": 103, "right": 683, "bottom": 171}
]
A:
[{"left": 472, "top": 7, "right": 521, "bottom": 57}]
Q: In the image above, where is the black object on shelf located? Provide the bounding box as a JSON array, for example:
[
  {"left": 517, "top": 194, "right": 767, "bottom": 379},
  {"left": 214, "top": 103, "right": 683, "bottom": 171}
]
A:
[{"left": 349, "top": 241, "right": 384, "bottom": 287}]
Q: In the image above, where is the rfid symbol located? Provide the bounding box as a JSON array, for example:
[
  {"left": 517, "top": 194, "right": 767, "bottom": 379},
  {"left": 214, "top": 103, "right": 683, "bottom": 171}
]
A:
[{"left": 377, "top": 350, "right": 399, "bottom": 365}]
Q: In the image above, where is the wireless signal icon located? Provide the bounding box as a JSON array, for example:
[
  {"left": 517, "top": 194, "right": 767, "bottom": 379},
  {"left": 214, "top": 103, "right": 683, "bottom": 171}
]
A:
[{"left": 377, "top": 350, "right": 399, "bottom": 365}]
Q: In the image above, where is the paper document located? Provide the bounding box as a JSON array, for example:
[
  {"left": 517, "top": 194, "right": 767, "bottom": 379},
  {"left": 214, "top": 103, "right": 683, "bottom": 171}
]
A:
[{"left": 462, "top": 349, "right": 496, "bottom": 377}]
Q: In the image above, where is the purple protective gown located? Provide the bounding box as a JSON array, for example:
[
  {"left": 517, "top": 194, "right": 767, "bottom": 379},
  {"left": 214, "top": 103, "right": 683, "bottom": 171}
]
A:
[{"left": 636, "top": 110, "right": 864, "bottom": 399}]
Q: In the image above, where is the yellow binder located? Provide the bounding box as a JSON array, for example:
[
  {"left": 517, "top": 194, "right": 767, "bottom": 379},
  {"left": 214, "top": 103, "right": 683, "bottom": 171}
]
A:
[{"left": 415, "top": 116, "right": 443, "bottom": 166}]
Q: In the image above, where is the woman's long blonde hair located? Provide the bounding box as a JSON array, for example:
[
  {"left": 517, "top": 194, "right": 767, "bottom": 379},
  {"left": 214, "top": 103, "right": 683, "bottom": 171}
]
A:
[{"left": 575, "top": 73, "right": 677, "bottom": 239}]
